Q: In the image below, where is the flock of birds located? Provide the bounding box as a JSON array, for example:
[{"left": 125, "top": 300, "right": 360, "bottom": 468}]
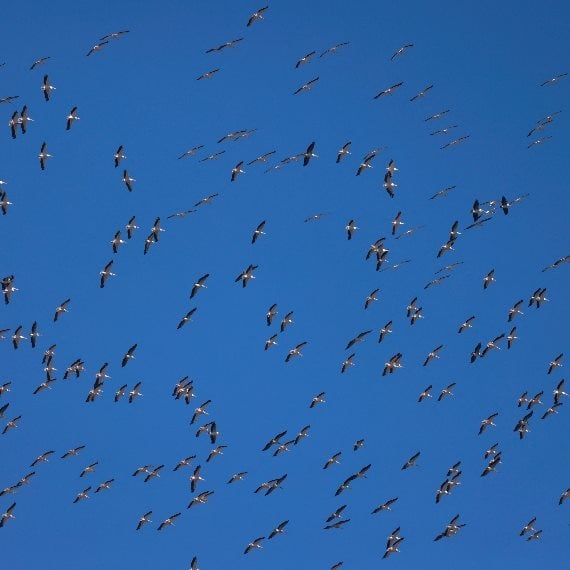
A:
[{"left": 1, "top": 4, "right": 569, "bottom": 569}]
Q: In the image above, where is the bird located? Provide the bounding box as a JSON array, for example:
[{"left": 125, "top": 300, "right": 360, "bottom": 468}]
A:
[
  {"left": 100, "top": 30, "right": 130, "bottom": 41},
  {"left": 402, "top": 452, "right": 420, "bottom": 470},
  {"left": 79, "top": 462, "right": 98, "bottom": 478},
  {"left": 553, "top": 379, "right": 567, "bottom": 404},
  {"left": 144, "top": 465, "right": 164, "bottom": 483},
  {"left": 114, "top": 385, "right": 127, "bottom": 402},
  {"left": 65, "top": 107, "right": 80, "bottom": 130},
  {"left": 392, "top": 211, "right": 404, "bottom": 235},
  {"left": 434, "top": 515, "right": 466, "bottom": 540},
  {"left": 189, "top": 556, "right": 199, "bottom": 570},
  {"left": 248, "top": 150, "right": 276, "bottom": 165},
  {"left": 244, "top": 537, "right": 264, "bottom": 554},
  {"left": 41, "top": 75, "right": 56, "bottom": 101},
  {"left": 9, "top": 110, "right": 19, "bottom": 139},
  {"left": 323, "top": 452, "right": 342, "bottom": 469},
  {"left": 383, "top": 537, "right": 405, "bottom": 558},
  {"left": 110, "top": 231, "right": 125, "bottom": 254},
  {"left": 541, "top": 72, "right": 567, "bottom": 86},
  {"left": 125, "top": 216, "right": 138, "bottom": 239},
  {"left": 136, "top": 511, "right": 152, "bottom": 530},
  {"left": 121, "top": 344, "right": 138, "bottom": 367},
  {"left": 190, "top": 274, "right": 209, "bottom": 299},
  {"left": 372, "top": 497, "right": 399, "bottom": 514},
  {"left": 410, "top": 84, "right": 433, "bottom": 101},
  {"left": 559, "top": 489, "right": 570, "bottom": 505},
  {"left": 293, "top": 77, "right": 319, "bottom": 95},
  {"left": 157, "top": 513, "right": 181, "bottom": 531},
  {"left": 336, "top": 141, "right": 351, "bottom": 163},
  {"left": 247, "top": 6, "right": 269, "bottom": 26},
  {"left": 190, "top": 465, "right": 205, "bottom": 493},
  {"left": 508, "top": 300, "right": 524, "bottom": 321},
  {"left": 373, "top": 82, "right": 404, "bottom": 99},
  {"left": 458, "top": 316, "right": 476, "bottom": 334},
  {"left": 11, "top": 326, "right": 26, "bottom": 350},
  {"left": 30, "top": 56, "right": 50, "bottom": 70},
  {"left": 231, "top": 161, "right": 245, "bottom": 181},
  {"left": 340, "top": 352, "right": 357, "bottom": 373},
  {"left": 86, "top": 42, "right": 109, "bottom": 56},
  {"left": 177, "top": 308, "right": 197, "bottom": 330},
  {"left": 418, "top": 385, "right": 433, "bottom": 402},
  {"left": 2, "top": 416, "right": 21, "bottom": 435},
  {"left": 31, "top": 450, "right": 55, "bottom": 467},
  {"left": 73, "top": 487, "right": 92, "bottom": 503},
  {"left": 425, "top": 109, "right": 450, "bottom": 121},
  {"left": 268, "top": 520, "right": 289, "bottom": 539},
  {"left": 122, "top": 170, "right": 135, "bottom": 192},
  {"left": 295, "top": 51, "right": 316, "bottom": 68},
  {"left": 251, "top": 221, "right": 266, "bottom": 244},
  {"left": 235, "top": 264, "right": 258, "bottom": 287},
  {"left": 114, "top": 145, "right": 126, "bottom": 167},
  {"left": 479, "top": 413, "right": 499, "bottom": 435},
  {"left": 423, "top": 345, "right": 444, "bottom": 366},
  {"left": 548, "top": 353, "right": 563, "bottom": 374},
  {"left": 483, "top": 269, "right": 496, "bottom": 289},
  {"left": 441, "top": 135, "right": 470, "bottom": 149},
  {"left": 438, "top": 383, "right": 456, "bottom": 401},
  {"left": 286, "top": 342, "right": 308, "bottom": 362},
  {"left": 196, "top": 69, "right": 220, "bottom": 81},
  {"left": 100, "top": 261, "right": 116, "bottom": 288},
  {"left": 173, "top": 456, "right": 197, "bottom": 472},
  {"left": 325, "top": 518, "right": 351, "bottom": 530},
  {"left": 527, "top": 530, "right": 543, "bottom": 541},
  {"left": 346, "top": 330, "right": 372, "bottom": 350},
  {"left": 390, "top": 44, "right": 414, "bottom": 60},
  {"left": 38, "top": 142, "right": 52, "bottom": 170},
  {"left": 128, "top": 382, "right": 143, "bottom": 403},
  {"left": 541, "top": 403, "right": 563, "bottom": 419},
  {"left": 356, "top": 149, "right": 380, "bottom": 176},
  {"left": 95, "top": 479, "right": 114, "bottom": 493},
  {"left": 227, "top": 471, "right": 248, "bottom": 484},
  {"left": 266, "top": 304, "right": 278, "bottom": 326},
  {"left": 378, "top": 321, "right": 393, "bottom": 343},
  {"left": 206, "top": 445, "right": 226, "bottom": 463},
  {"left": 320, "top": 42, "right": 350, "bottom": 57},
  {"left": 206, "top": 38, "right": 243, "bottom": 53},
  {"left": 345, "top": 219, "right": 358, "bottom": 240},
  {"left": 264, "top": 334, "right": 278, "bottom": 351},
  {"left": 0, "top": 503, "right": 16, "bottom": 527},
  {"left": 302, "top": 141, "right": 318, "bottom": 166}
]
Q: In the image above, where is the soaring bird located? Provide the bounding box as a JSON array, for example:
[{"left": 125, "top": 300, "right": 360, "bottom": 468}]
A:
[
  {"left": 345, "top": 219, "right": 358, "bottom": 240},
  {"left": 42, "top": 75, "right": 56, "bottom": 101},
  {"left": 190, "top": 274, "right": 209, "bottom": 299},
  {"left": 157, "top": 513, "right": 181, "bottom": 531},
  {"left": 65, "top": 107, "right": 80, "bottom": 130},
  {"left": 372, "top": 497, "right": 399, "bottom": 514},
  {"left": 54, "top": 299, "right": 71, "bottom": 322},
  {"left": 86, "top": 42, "right": 109, "bottom": 56},
  {"left": 100, "top": 261, "right": 116, "bottom": 288},
  {"left": 294, "top": 77, "right": 319, "bottom": 95},
  {"left": 0, "top": 503, "right": 16, "bottom": 527},
  {"left": 302, "top": 141, "right": 318, "bottom": 166},
  {"left": 295, "top": 51, "right": 316, "bottom": 68},
  {"left": 73, "top": 487, "right": 92, "bottom": 503},
  {"left": 38, "top": 142, "right": 52, "bottom": 170},
  {"left": 268, "top": 520, "right": 289, "bottom": 539},
  {"left": 401, "top": 452, "right": 420, "bottom": 470},
  {"left": 390, "top": 44, "right": 413, "bottom": 60},
  {"left": 122, "top": 170, "right": 135, "bottom": 192},
  {"left": 336, "top": 141, "right": 351, "bottom": 163},
  {"left": 121, "top": 344, "right": 138, "bottom": 367},
  {"left": 251, "top": 221, "right": 266, "bottom": 244},
  {"left": 136, "top": 511, "right": 152, "bottom": 530},
  {"left": 286, "top": 342, "right": 308, "bottom": 362},
  {"left": 320, "top": 42, "right": 350, "bottom": 57},
  {"left": 410, "top": 84, "right": 433, "bottom": 101},
  {"left": 30, "top": 56, "right": 50, "bottom": 70},
  {"left": 114, "top": 145, "right": 126, "bottom": 167},
  {"left": 373, "top": 82, "right": 404, "bottom": 99},
  {"left": 541, "top": 72, "right": 568, "bottom": 86},
  {"left": 247, "top": 6, "right": 269, "bottom": 27},
  {"left": 423, "top": 345, "right": 443, "bottom": 366},
  {"left": 196, "top": 69, "right": 220, "bottom": 81},
  {"left": 244, "top": 537, "right": 265, "bottom": 554}
]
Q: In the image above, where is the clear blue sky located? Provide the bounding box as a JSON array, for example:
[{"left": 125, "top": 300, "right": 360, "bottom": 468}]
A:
[{"left": 1, "top": 1, "right": 568, "bottom": 568}]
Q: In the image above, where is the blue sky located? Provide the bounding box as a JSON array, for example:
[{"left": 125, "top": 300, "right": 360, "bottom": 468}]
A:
[{"left": 1, "top": 1, "right": 568, "bottom": 568}]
